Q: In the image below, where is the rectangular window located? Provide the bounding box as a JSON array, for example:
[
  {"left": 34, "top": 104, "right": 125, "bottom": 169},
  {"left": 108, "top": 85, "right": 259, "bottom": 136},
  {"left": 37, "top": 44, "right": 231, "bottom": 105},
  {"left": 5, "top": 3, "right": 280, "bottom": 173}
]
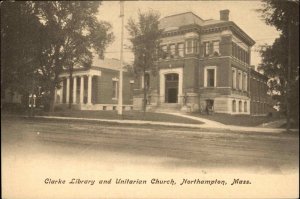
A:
[
  {"left": 194, "top": 40, "right": 199, "bottom": 54},
  {"left": 178, "top": 43, "right": 184, "bottom": 57},
  {"left": 238, "top": 71, "right": 242, "bottom": 90},
  {"left": 186, "top": 40, "right": 193, "bottom": 54},
  {"left": 243, "top": 73, "right": 248, "bottom": 91},
  {"left": 112, "top": 81, "right": 118, "bottom": 99},
  {"left": 207, "top": 69, "right": 215, "bottom": 87},
  {"left": 212, "top": 41, "right": 220, "bottom": 55},
  {"left": 232, "top": 43, "right": 236, "bottom": 58},
  {"left": 170, "top": 44, "right": 176, "bottom": 57},
  {"left": 246, "top": 52, "right": 249, "bottom": 64},
  {"left": 232, "top": 68, "right": 236, "bottom": 89},
  {"left": 203, "top": 42, "right": 210, "bottom": 56},
  {"left": 161, "top": 45, "right": 168, "bottom": 59}
]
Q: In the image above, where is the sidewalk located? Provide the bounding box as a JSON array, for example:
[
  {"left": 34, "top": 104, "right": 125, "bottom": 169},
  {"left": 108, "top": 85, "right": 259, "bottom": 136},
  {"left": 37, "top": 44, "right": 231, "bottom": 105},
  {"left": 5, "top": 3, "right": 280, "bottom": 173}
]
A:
[
  {"left": 160, "top": 112, "right": 296, "bottom": 133},
  {"left": 33, "top": 114, "right": 298, "bottom": 134}
]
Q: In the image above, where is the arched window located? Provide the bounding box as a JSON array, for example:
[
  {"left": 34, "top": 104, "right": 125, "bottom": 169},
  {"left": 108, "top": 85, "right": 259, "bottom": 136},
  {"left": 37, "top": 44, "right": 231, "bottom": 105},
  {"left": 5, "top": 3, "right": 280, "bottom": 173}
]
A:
[
  {"left": 239, "top": 101, "right": 242, "bottom": 112},
  {"left": 244, "top": 101, "right": 247, "bottom": 112},
  {"left": 232, "top": 100, "right": 236, "bottom": 112}
]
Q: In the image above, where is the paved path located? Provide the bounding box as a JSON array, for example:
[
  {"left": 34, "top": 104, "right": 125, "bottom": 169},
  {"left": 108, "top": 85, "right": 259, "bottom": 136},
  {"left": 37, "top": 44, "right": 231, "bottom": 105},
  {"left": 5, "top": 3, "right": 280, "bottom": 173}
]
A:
[
  {"left": 33, "top": 115, "right": 298, "bottom": 134},
  {"left": 258, "top": 119, "right": 286, "bottom": 128},
  {"left": 158, "top": 112, "right": 298, "bottom": 133}
]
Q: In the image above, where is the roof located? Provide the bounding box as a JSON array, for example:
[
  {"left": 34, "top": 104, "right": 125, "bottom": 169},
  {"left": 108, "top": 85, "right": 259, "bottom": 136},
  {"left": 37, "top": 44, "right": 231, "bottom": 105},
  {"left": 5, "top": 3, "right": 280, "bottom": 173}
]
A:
[
  {"left": 159, "top": 11, "right": 255, "bottom": 46},
  {"left": 202, "top": 19, "right": 224, "bottom": 26},
  {"left": 159, "top": 12, "right": 204, "bottom": 30},
  {"left": 92, "top": 57, "right": 123, "bottom": 70}
]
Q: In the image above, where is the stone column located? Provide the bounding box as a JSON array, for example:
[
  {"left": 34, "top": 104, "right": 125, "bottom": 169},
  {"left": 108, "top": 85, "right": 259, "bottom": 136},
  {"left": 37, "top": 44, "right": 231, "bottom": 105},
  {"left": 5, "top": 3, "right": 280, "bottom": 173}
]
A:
[
  {"left": 80, "top": 76, "right": 84, "bottom": 104},
  {"left": 73, "top": 77, "right": 77, "bottom": 104},
  {"left": 87, "top": 75, "right": 92, "bottom": 104},
  {"left": 66, "top": 77, "right": 70, "bottom": 103}
]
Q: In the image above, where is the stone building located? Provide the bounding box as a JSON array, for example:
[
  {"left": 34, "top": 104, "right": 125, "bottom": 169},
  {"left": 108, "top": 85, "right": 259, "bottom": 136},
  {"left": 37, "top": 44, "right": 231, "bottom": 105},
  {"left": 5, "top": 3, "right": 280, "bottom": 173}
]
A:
[
  {"left": 133, "top": 10, "right": 274, "bottom": 115},
  {"left": 55, "top": 58, "right": 134, "bottom": 111}
]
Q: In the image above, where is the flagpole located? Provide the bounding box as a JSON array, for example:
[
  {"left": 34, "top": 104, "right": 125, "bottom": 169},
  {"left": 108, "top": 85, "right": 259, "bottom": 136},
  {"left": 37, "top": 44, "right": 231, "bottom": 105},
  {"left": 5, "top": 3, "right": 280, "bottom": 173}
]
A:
[{"left": 118, "top": 1, "right": 124, "bottom": 115}]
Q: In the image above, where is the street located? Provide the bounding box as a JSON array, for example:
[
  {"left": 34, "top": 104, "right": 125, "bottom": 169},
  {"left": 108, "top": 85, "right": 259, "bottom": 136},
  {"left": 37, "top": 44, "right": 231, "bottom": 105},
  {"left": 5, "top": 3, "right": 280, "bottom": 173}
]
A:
[{"left": 1, "top": 116, "right": 299, "bottom": 198}]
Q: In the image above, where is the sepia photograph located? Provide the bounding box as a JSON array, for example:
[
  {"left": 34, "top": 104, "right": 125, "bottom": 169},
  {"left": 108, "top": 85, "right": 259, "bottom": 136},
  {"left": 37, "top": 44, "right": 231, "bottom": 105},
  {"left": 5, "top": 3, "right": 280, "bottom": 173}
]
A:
[{"left": 1, "top": 0, "right": 299, "bottom": 198}]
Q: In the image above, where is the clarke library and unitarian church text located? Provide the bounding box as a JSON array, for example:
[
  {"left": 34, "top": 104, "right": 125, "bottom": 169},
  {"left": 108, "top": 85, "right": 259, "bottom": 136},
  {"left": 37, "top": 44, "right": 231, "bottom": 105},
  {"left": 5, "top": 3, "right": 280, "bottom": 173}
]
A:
[{"left": 44, "top": 178, "right": 252, "bottom": 186}]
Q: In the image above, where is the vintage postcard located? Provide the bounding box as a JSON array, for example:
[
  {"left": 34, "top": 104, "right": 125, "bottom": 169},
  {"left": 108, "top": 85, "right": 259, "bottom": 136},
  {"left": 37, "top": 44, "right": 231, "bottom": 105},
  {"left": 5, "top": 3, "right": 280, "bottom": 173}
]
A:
[{"left": 1, "top": 1, "right": 299, "bottom": 198}]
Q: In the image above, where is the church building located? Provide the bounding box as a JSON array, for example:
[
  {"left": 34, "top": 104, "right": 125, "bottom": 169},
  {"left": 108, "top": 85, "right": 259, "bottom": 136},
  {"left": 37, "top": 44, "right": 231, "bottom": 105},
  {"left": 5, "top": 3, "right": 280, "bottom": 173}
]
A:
[
  {"left": 133, "top": 10, "right": 274, "bottom": 115},
  {"left": 55, "top": 58, "right": 134, "bottom": 111}
]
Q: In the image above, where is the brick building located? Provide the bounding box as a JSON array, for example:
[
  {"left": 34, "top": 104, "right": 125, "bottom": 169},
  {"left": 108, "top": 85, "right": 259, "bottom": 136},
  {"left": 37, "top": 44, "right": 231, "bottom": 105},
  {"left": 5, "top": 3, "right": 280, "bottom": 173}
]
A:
[
  {"left": 133, "top": 10, "right": 274, "bottom": 115},
  {"left": 55, "top": 58, "right": 134, "bottom": 110},
  {"left": 249, "top": 66, "right": 275, "bottom": 115}
]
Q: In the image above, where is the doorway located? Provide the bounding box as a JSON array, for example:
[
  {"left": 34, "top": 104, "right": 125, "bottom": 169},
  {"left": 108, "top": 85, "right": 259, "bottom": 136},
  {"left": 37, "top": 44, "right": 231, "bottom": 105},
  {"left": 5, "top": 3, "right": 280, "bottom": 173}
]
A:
[{"left": 165, "top": 73, "right": 179, "bottom": 103}]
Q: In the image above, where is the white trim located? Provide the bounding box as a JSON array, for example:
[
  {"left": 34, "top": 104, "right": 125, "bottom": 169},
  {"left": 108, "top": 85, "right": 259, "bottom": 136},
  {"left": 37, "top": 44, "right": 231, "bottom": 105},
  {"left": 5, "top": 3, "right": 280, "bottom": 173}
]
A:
[
  {"left": 59, "top": 69, "right": 101, "bottom": 78},
  {"left": 72, "top": 77, "right": 77, "bottom": 104},
  {"left": 159, "top": 67, "right": 183, "bottom": 104},
  {"left": 87, "top": 75, "right": 92, "bottom": 105},
  {"left": 204, "top": 66, "right": 217, "bottom": 87},
  {"left": 66, "top": 77, "right": 70, "bottom": 103},
  {"left": 184, "top": 32, "right": 199, "bottom": 39}
]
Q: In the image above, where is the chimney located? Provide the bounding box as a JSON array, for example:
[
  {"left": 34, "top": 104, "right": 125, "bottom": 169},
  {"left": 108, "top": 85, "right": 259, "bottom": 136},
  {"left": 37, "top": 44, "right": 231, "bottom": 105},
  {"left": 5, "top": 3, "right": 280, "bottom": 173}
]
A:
[{"left": 220, "top": 9, "right": 230, "bottom": 21}]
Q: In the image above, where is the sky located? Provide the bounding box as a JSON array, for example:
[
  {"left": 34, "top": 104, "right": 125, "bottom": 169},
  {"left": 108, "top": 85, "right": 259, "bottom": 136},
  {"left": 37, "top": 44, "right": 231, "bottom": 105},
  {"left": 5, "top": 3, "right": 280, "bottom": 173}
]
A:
[{"left": 97, "top": 1, "right": 280, "bottom": 68}]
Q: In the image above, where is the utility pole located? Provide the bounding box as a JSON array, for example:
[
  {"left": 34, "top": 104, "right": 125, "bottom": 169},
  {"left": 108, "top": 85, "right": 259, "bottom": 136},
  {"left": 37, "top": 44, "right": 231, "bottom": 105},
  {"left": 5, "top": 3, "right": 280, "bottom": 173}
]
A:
[
  {"left": 118, "top": 1, "right": 124, "bottom": 115},
  {"left": 286, "top": 21, "right": 292, "bottom": 131}
]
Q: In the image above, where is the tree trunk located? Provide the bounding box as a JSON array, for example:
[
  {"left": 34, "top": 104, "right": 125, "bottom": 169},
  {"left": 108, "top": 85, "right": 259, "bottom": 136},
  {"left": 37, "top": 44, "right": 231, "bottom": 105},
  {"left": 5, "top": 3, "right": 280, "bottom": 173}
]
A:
[{"left": 142, "top": 70, "right": 147, "bottom": 119}]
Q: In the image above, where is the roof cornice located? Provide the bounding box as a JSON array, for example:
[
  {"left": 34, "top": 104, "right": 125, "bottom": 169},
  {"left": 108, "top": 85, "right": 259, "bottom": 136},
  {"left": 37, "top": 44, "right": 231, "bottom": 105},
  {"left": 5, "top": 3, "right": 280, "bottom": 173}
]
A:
[{"left": 229, "top": 22, "right": 255, "bottom": 46}]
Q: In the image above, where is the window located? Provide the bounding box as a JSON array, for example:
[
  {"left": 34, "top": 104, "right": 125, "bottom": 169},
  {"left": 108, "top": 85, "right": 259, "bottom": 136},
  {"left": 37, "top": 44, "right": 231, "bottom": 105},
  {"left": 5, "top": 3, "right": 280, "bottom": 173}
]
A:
[
  {"left": 246, "top": 52, "right": 249, "bottom": 64},
  {"left": 238, "top": 71, "right": 242, "bottom": 90},
  {"left": 243, "top": 73, "right": 247, "bottom": 91},
  {"left": 232, "top": 100, "right": 236, "bottom": 112},
  {"left": 212, "top": 41, "right": 220, "bottom": 55},
  {"left": 232, "top": 43, "right": 236, "bottom": 58},
  {"left": 129, "top": 80, "right": 134, "bottom": 100},
  {"left": 204, "top": 66, "right": 216, "bottom": 87},
  {"left": 112, "top": 80, "right": 118, "bottom": 99},
  {"left": 244, "top": 101, "right": 247, "bottom": 112},
  {"left": 207, "top": 69, "right": 215, "bottom": 87},
  {"left": 178, "top": 43, "right": 184, "bottom": 57},
  {"left": 161, "top": 45, "right": 168, "bottom": 59},
  {"left": 186, "top": 40, "right": 193, "bottom": 54},
  {"left": 203, "top": 42, "right": 210, "bottom": 57},
  {"left": 232, "top": 69, "right": 236, "bottom": 89},
  {"left": 239, "top": 101, "right": 242, "bottom": 112},
  {"left": 170, "top": 44, "right": 176, "bottom": 57},
  {"left": 194, "top": 40, "right": 199, "bottom": 54}
]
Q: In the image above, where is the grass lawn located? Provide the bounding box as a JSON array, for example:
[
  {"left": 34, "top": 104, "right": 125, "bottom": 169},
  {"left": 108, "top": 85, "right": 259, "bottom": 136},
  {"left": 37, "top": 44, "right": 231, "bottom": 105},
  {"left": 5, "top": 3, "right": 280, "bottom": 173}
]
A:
[
  {"left": 189, "top": 112, "right": 282, "bottom": 127},
  {"left": 35, "top": 110, "right": 204, "bottom": 125}
]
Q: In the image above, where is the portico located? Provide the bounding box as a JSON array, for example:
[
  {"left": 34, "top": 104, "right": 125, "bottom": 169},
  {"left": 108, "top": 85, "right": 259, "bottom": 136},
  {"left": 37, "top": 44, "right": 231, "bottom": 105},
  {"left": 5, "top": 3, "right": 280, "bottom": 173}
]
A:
[
  {"left": 54, "top": 58, "right": 134, "bottom": 111},
  {"left": 55, "top": 68, "right": 101, "bottom": 108}
]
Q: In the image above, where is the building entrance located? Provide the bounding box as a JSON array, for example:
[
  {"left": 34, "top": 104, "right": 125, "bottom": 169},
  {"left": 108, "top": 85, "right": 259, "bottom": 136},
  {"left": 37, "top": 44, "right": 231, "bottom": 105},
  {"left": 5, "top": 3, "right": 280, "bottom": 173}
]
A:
[{"left": 165, "top": 73, "right": 179, "bottom": 103}]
